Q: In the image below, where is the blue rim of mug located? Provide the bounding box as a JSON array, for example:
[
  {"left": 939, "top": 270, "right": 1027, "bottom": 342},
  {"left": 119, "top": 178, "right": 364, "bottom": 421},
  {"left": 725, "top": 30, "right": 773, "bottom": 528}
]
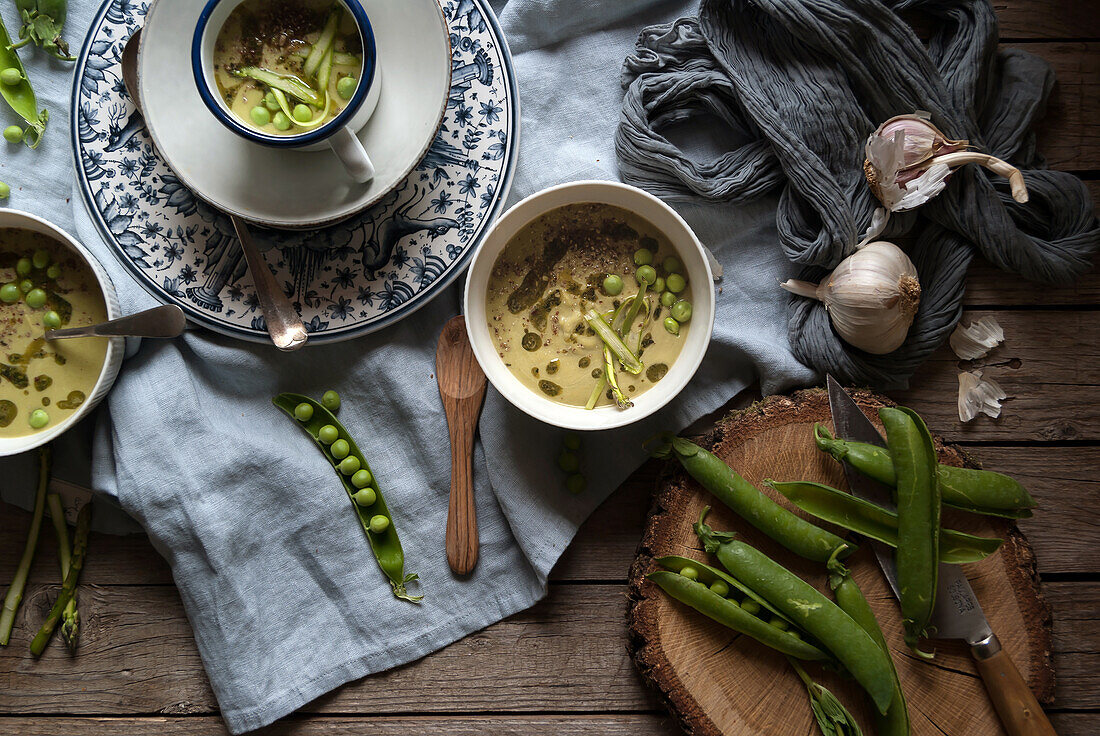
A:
[{"left": 191, "top": 0, "right": 376, "bottom": 147}]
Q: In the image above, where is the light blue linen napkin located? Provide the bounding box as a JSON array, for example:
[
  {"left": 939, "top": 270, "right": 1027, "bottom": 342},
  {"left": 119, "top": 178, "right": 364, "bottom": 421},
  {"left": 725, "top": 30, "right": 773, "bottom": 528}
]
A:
[{"left": 3, "top": 0, "right": 815, "bottom": 732}]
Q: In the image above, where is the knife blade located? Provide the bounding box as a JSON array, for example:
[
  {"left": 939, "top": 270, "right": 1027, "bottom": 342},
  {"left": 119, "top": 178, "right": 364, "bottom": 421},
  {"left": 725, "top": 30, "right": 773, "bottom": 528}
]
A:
[{"left": 825, "top": 376, "right": 1057, "bottom": 736}]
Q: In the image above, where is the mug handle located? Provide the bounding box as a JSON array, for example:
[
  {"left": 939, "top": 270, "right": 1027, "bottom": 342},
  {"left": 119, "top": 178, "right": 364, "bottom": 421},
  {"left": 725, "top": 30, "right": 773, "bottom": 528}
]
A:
[{"left": 328, "top": 126, "right": 375, "bottom": 183}]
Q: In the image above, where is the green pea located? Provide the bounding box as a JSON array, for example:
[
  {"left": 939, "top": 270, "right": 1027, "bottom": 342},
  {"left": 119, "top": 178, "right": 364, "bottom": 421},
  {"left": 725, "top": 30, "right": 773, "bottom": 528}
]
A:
[
  {"left": 709, "top": 580, "right": 730, "bottom": 597},
  {"left": 566, "top": 473, "right": 586, "bottom": 494},
  {"left": 19, "top": 279, "right": 32, "bottom": 293},
  {"left": 369, "top": 515, "right": 390, "bottom": 533},
  {"left": 660, "top": 291, "right": 676, "bottom": 307},
  {"left": 0, "top": 182, "right": 9, "bottom": 199},
  {"left": 351, "top": 468, "right": 373, "bottom": 488},
  {"left": 263, "top": 91, "right": 280, "bottom": 111},
  {"left": 317, "top": 424, "right": 339, "bottom": 444},
  {"left": 292, "top": 104, "right": 313, "bottom": 123},
  {"left": 15, "top": 257, "right": 31, "bottom": 276},
  {"left": 321, "top": 390, "right": 341, "bottom": 412},
  {"left": 28, "top": 408, "right": 48, "bottom": 428},
  {"left": 679, "top": 565, "right": 699, "bottom": 581},
  {"left": 45, "top": 265, "right": 60, "bottom": 280},
  {"left": 273, "top": 112, "right": 292, "bottom": 131},
  {"left": 602, "top": 274, "right": 623, "bottom": 296},
  {"left": 250, "top": 106, "right": 272, "bottom": 126},
  {"left": 25, "top": 288, "right": 46, "bottom": 309},
  {"left": 293, "top": 402, "right": 314, "bottom": 422},
  {"left": 663, "top": 317, "right": 680, "bottom": 335},
  {"left": 557, "top": 450, "right": 580, "bottom": 473},
  {"left": 633, "top": 248, "right": 653, "bottom": 266},
  {"left": 330, "top": 439, "right": 350, "bottom": 460},
  {"left": 636, "top": 265, "right": 657, "bottom": 286},
  {"left": 42, "top": 311, "right": 61, "bottom": 329},
  {"left": 352, "top": 487, "right": 377, "bottom": 507},
  {"left": 740, "top": 598, "right": 761, "bottom": 615},
  {"left": 31, "top": 250, "right": 49, "bottom": 269},
  {"left": 786, "top": 629, "right": 801, "bottom": 640},
  {"left": 768, "top": 616, "right": 790, "bottom": 631},
  {"left": 0, "top": 68, "right": 21, "bottom": 86},
  {"left": 563, "top": 433, "right": 581, "bottom": 451},
  {"left": 338, "top": 456, "right": 361, "bottom": 475},
  {"left": 336, "top": 75, "right": 357, "bottom": 100},
  {"left": 663, "top": 256, "right": 682, "bottom": 274},
  {"left": 671, "top": 300, "right": 692, "bottom": 323},
  {"left": 0, "top": 283, "right": 19, "bottom": 302},
  {"left": 3, "top": 125, "right": 21, "bottom": 143},
  {"left": 666, "top": 273, "right": 687, "bottom": 293},
  {"left": 652, "top": 276, "right": 665, "bottom": 293}
]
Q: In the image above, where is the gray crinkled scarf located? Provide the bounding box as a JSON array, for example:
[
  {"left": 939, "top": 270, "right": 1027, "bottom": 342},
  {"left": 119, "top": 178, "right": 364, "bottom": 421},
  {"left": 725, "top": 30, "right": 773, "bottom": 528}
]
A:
[{"left": 615, "top": 0, "right": 1099, "bottom": 389}]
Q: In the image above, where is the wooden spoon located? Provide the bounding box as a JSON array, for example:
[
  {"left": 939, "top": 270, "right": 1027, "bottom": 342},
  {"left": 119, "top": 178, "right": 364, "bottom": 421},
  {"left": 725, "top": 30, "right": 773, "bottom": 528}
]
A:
[{"left": 436, "top": 315, "right": 488, "bottom": 575}]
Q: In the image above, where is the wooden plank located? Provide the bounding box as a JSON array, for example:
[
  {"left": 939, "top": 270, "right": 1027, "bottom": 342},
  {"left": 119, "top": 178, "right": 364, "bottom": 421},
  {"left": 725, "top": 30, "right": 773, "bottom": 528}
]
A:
[
  {"left": 896, "top": 310, "right": 1100, "bottom": 443},
  {"left": 1016, "top": 42, "right": 1100, "bottom": 170},
  {"left": 997, "top": 0, "right": 1100, "bottom": 39},
  {"left": 0, "top": 715, "right": 687, "bottom": 736},
  {"left": 0, "top": 582, "right": 1095, "bottom": 715}
]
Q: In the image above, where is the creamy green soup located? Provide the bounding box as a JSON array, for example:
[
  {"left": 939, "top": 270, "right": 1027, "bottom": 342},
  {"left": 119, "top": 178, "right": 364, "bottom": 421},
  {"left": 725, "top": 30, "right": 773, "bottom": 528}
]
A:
[
  {"left": 213, "top": 0, "right": 363, "bottom": 136},
  {"left": 486, "top": 203, "right": 694, "bottom": 409},
  {"left": 0, "top": 230, "right": 108, "bottom": 437}
]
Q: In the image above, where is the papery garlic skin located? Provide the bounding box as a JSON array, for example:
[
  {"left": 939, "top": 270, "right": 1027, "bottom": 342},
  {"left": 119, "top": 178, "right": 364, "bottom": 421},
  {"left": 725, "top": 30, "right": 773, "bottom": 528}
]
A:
[
  {"left": 950, "top": 316, "right": 1005, "bottom": 360},
  {"left": 876, "top": 113, "right": 967, "bottom": 169},
  {"left": 781, "top": 241, "right": 921, "bottom": 354},
  {"left": 958, "top": 370, "right": 1007, "bottom": 422}
]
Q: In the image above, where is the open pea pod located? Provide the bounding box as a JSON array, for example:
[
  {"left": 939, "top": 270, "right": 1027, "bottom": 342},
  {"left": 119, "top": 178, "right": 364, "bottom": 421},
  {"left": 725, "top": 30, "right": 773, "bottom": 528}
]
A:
[
  {"left": 0, "top": 15, "right": 47, "bottom": 148},
  {"left": 767, "top": 480, "right": 1002, "bottom": 564},
  {"left": 273, "top": 393, "right": 421, "bottom": 603},
  {"left": 655, "top": 555, "right": 792, "bottom": 625}
]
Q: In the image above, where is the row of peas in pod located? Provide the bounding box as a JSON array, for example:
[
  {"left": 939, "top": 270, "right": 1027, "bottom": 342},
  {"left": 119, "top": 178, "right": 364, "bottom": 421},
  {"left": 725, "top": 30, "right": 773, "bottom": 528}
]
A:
[
  {"left": 603, "top": 247, "right": 692, "bottom": 336},
  {"left": 1, "top": 248, "right": 64, "bottom": 329}
]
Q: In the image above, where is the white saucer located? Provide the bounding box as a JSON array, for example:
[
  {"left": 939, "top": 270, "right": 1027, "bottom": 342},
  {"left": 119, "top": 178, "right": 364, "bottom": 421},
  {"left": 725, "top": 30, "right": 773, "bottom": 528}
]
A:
[{"left": 138, "top": 0, "right": 451, "bottom": 229}]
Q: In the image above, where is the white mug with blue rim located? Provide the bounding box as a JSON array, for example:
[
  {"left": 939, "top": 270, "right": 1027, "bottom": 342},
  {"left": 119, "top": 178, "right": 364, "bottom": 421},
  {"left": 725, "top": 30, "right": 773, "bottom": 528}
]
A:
[{"left": 192, "top": 0, "right": 382, "bottom": 183}]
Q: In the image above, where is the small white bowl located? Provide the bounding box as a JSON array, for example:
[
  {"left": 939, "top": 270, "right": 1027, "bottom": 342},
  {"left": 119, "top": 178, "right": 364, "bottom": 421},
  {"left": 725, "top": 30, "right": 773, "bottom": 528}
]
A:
[
  {"left": 0, "top": 210, "right": 124, "bottom": 457},
  {"left": 464, "top": 181, "right": 715, "bottom": 431}
]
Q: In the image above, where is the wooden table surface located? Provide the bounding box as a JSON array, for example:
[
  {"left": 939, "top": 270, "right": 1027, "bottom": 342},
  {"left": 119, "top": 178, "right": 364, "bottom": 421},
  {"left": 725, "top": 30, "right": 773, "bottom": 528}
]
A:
[{"left": 2, "top": 2, "right": 1098, "bottom": 734}]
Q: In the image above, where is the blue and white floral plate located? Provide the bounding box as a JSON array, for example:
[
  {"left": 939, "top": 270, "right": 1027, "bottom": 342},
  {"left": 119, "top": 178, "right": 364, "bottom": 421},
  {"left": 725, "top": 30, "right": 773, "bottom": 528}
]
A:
[{"left": 72, "top": 0, "right": 518, "bottom": 343}]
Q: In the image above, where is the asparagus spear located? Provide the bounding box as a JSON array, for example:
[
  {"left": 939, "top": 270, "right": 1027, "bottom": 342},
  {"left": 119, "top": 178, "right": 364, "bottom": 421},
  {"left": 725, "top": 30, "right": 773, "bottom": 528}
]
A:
[
  {"left": 47, "top": 494, "right": 79, "bottom": 649},
  {"left": 30, "top": 502, "right": 91, "bottom": 656},
  {"left": 0, "top": 446, "right": 51, "bottom": 646}
]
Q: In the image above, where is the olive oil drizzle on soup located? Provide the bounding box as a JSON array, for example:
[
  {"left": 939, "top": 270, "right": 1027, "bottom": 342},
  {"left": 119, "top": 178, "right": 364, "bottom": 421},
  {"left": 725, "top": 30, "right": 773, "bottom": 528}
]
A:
[
  {"left": 0, "top": 230, "right": 107, "bottom": 437},
  {"left": 486, "top": 203, "right": 692, "bottom": 408}
]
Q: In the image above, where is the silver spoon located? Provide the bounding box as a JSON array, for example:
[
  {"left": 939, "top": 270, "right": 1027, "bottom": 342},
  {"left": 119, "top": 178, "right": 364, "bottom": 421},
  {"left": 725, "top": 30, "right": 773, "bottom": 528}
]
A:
[
  {"left": 46, "top": 304, "right": 187, "bottom": 340},
  {"left": 121, "top": 30, "right": 308, "bottom": 351}
]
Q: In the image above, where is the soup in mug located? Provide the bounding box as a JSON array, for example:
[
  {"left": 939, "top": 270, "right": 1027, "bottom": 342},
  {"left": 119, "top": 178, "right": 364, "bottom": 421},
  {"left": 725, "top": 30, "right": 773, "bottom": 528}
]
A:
[
  {"left": 0, "top": 229, "right": 108, "bottom": 437},
  {"left": 213, "top": 0, "right": 364, "bottom": 136},
  {"left": 486, "top": 203, "right": 695, "bottom": 410}
]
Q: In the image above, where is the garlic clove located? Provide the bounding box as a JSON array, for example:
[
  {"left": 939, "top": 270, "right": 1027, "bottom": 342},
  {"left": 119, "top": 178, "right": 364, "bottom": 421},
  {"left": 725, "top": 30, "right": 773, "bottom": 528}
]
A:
[
  {"left": 873, "top": 112, "right": 968, "bottom": 170},
  {"left": 958, "top": 370, "right": 1007, "bottom": 422},
  {"left": 781, "top": 241, "right": 921, "bottom": 354},
  {"left": 950, "top": 316, "right": 1005, "bottom": 360}
]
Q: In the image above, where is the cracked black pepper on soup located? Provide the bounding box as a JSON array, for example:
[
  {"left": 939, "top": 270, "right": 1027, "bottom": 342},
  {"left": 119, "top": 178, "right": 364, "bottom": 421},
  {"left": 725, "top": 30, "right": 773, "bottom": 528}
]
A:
[
  {"left": 0, "top": 229, "right": 107, "bottom": 437},
  {"left": 486, "top": 203, "right": 692, "bottom": 408}
]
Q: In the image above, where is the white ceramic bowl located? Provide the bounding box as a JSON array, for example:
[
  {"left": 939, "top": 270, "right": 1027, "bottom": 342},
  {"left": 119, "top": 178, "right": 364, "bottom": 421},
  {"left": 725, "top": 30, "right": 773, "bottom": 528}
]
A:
[
  {"left": 464, "top": 181, "right": 715, "bottom": 431},
  {"left": 0, "top": 210, "right": 124, "bottom": 457}
]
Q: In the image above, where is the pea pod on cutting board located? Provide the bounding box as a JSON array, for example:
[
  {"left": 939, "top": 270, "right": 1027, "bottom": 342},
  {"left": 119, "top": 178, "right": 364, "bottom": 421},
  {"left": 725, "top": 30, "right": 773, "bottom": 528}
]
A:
[
  {"left": 273, "top": 393, "right": 421, "bottom": 603},
  {"left": 695, "top": 508, "right": 896, "bottom": 715},
  {"left": 646, "top": 569, "right": 829, "bottom": 661},
  {"left": 880, "top": 407, "right": 939, "bottom": 658},
  {"left": 767, "top": 480, "right": 1002, "bottom": 564},
  {"left": 814, "top": 424, "right": 1035, "bottom": 518},
  {"left": 651, "top": 434, "right": 852, "bottom": 564},
  {"left": 0, "top": 15, "right": 47, "bottom": 147},
  {"left": 655, "top": 554, "right": 793, "bottom": 626}
]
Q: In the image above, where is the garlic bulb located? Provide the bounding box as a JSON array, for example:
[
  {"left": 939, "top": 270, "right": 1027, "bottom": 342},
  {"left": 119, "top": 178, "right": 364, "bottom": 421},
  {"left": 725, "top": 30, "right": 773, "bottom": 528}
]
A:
[
  {"left": 950, "top": 316, "right": 1004, "bottom": 360},
  {"left": 958, "top": 370, "right": 1007, "bottom": 422},
  {"left": 781, "top": 241, "right": 921, "bottom": 354},
  {"left": 863, "top": 112, "right": 1029, "bottom": 212}
]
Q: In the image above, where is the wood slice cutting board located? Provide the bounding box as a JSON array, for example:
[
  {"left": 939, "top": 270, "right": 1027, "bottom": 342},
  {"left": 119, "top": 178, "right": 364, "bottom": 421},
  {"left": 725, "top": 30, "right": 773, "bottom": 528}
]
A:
[{"left": 627, "top": 389, "right": 1053, "bottom": 736}]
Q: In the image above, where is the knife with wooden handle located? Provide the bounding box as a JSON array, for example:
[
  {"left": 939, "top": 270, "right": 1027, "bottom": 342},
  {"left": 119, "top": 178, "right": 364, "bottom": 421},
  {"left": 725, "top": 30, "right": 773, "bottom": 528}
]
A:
[{"left": 826, "top": 376, "right": 1057, "bottom": 736}]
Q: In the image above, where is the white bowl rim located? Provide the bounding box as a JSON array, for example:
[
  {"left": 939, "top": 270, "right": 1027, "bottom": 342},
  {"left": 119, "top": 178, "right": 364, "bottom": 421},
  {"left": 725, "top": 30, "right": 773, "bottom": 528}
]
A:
[
  {"left": 0, "top": 208, "right": 125, "bottom": 457},
  {"left": 463, "top": 180, "right": 715, "bottom": 431}
]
